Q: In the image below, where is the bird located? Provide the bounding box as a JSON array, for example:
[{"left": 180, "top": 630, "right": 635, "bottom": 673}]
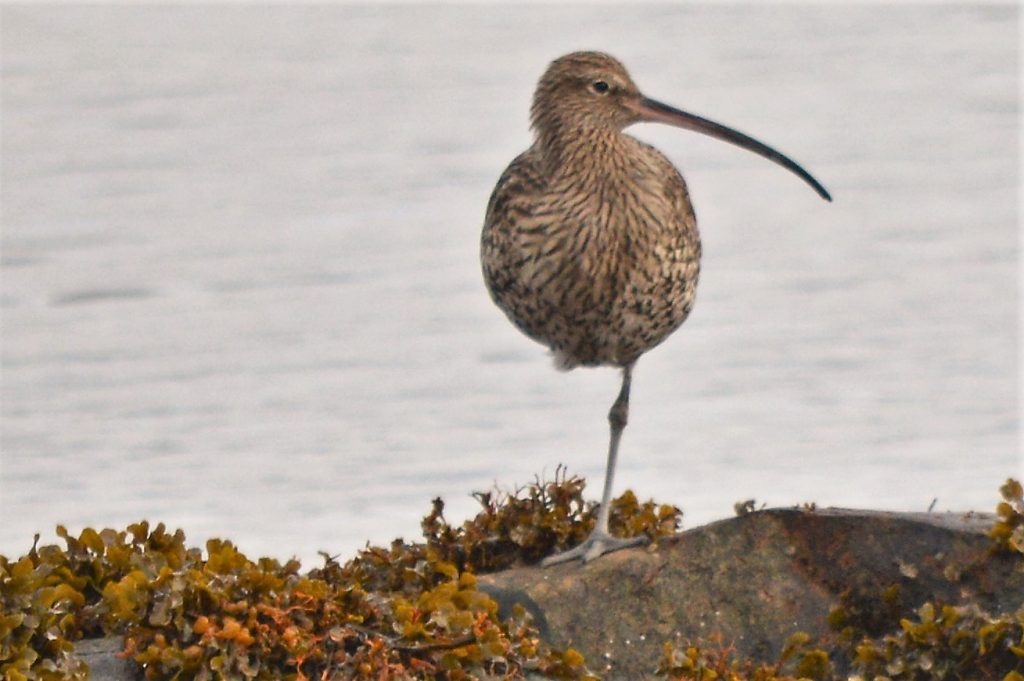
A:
[{"left": 480, "top": 51, "right": 831, "bottom": 566}]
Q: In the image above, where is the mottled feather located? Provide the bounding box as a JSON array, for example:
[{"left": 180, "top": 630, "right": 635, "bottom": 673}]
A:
[{"left": 481, "top": 52, "right": 701, "bottom": 370}]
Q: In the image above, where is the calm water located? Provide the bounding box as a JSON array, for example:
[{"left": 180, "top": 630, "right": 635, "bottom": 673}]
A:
[{"left": 1, "top": 5, "right": 1019, "bottom": 565}]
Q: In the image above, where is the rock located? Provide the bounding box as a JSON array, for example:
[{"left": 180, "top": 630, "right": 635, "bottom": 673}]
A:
[
  {"left": 72, "top": 636, "right": 140, "bottom": 680},
  {"left": 478, "top": 507, "right": 1019, "bottom": 678},
  {"left": 69, "top": 508, "right": 1019, "bottom": 679}
]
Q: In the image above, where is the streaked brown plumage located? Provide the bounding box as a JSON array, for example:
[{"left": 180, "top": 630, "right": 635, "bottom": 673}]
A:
[{"left": 481, "top": 51, "right": 830, "bottom": 565}]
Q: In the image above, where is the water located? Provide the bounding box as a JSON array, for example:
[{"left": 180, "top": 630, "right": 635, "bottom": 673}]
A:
[{"left": 1, "top": 4, "right": 1019, "bottom": 565}]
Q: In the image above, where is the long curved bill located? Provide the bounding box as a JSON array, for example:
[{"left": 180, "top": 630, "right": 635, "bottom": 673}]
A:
[{"left": 629, "top": 95, "right": 832, "bottom": 202}]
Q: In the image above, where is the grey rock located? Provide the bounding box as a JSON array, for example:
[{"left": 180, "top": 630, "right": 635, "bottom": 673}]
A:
[{"left": 73, "top": 636, "right": 140, "bottom": 680}]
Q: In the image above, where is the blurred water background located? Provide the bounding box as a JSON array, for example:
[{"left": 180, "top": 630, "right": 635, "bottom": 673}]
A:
[{"left": 1, "top": 4, "right": 1019, "bottom": 565}]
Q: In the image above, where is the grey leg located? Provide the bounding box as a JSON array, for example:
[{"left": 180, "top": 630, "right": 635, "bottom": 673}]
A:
[{"left": 542, "top": 364, "right": 647, "bottom": 566}]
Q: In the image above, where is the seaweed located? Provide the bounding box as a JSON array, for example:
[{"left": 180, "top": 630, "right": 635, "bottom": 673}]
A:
[
  {"left": 421, "top": 466, "right": 681, "bottom": 573},
  {"left": 991, "top": 479, "right": 1024, "bottom": 556},
  {"left": 657, "top": 631, "right": 833, "bottom": 680},
  {"left": 1, "top": 470, "right": 671, "bottom": 680},
  {"left": 847, "top": 600, "right": 1024, "bottom": 680},
  {"left": 2, "top": 475, "right": 1022, "bottom": 680}
]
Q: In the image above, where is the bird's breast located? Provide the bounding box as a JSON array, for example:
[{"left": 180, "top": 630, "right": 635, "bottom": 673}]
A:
[{"left": 481, "top": 141, "right": 701, "bottom": 368}]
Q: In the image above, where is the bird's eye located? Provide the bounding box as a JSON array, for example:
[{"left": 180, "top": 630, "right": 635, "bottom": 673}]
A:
[{"left": 591, "top": 80, "right": 610, "bottom": 94}]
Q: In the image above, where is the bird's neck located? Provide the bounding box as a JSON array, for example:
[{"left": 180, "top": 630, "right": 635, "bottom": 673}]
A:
[{"left": 534, "top": 124, "right": 634, "bottom": 181}]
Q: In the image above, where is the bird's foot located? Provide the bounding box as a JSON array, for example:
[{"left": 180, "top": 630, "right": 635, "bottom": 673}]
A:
[{"left": 540, "top": 529, "right": 647, "bottom": 567}]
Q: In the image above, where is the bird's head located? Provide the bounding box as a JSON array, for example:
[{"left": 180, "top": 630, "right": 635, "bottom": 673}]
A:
[
  {"left": 529, "top": 51, "right": 832, "bottom": 202},
  {"left": 530, "top": 51, "right": 644, "bottom": 134}
]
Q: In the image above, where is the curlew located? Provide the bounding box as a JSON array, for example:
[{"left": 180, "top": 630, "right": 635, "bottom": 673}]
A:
[{"left": 480, "top": 51, "right": 831, "bottom": 566}]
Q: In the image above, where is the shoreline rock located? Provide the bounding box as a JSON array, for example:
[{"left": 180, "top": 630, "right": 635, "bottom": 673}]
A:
[
  {"left": 72, "top": 507, "right": 1020, "bottom": 679},
  {"left": 478, "top": 507, "right": 1015, "bottom": 677}
]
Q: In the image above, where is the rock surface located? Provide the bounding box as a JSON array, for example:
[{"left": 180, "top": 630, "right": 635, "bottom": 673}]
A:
[
  {"left": 73, "top": 636, "right": 138, "bottom": 681},
  {"left": 72, "top": 507, "right": 1020, "bottom": 679},
  {"left": 479, "top": 507, "right": 1018, "bottom": 678}
]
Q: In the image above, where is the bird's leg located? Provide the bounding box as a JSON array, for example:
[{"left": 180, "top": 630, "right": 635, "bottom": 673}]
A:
[{"left": 542, "top": 364, "right": 647, "bottom": 567}]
